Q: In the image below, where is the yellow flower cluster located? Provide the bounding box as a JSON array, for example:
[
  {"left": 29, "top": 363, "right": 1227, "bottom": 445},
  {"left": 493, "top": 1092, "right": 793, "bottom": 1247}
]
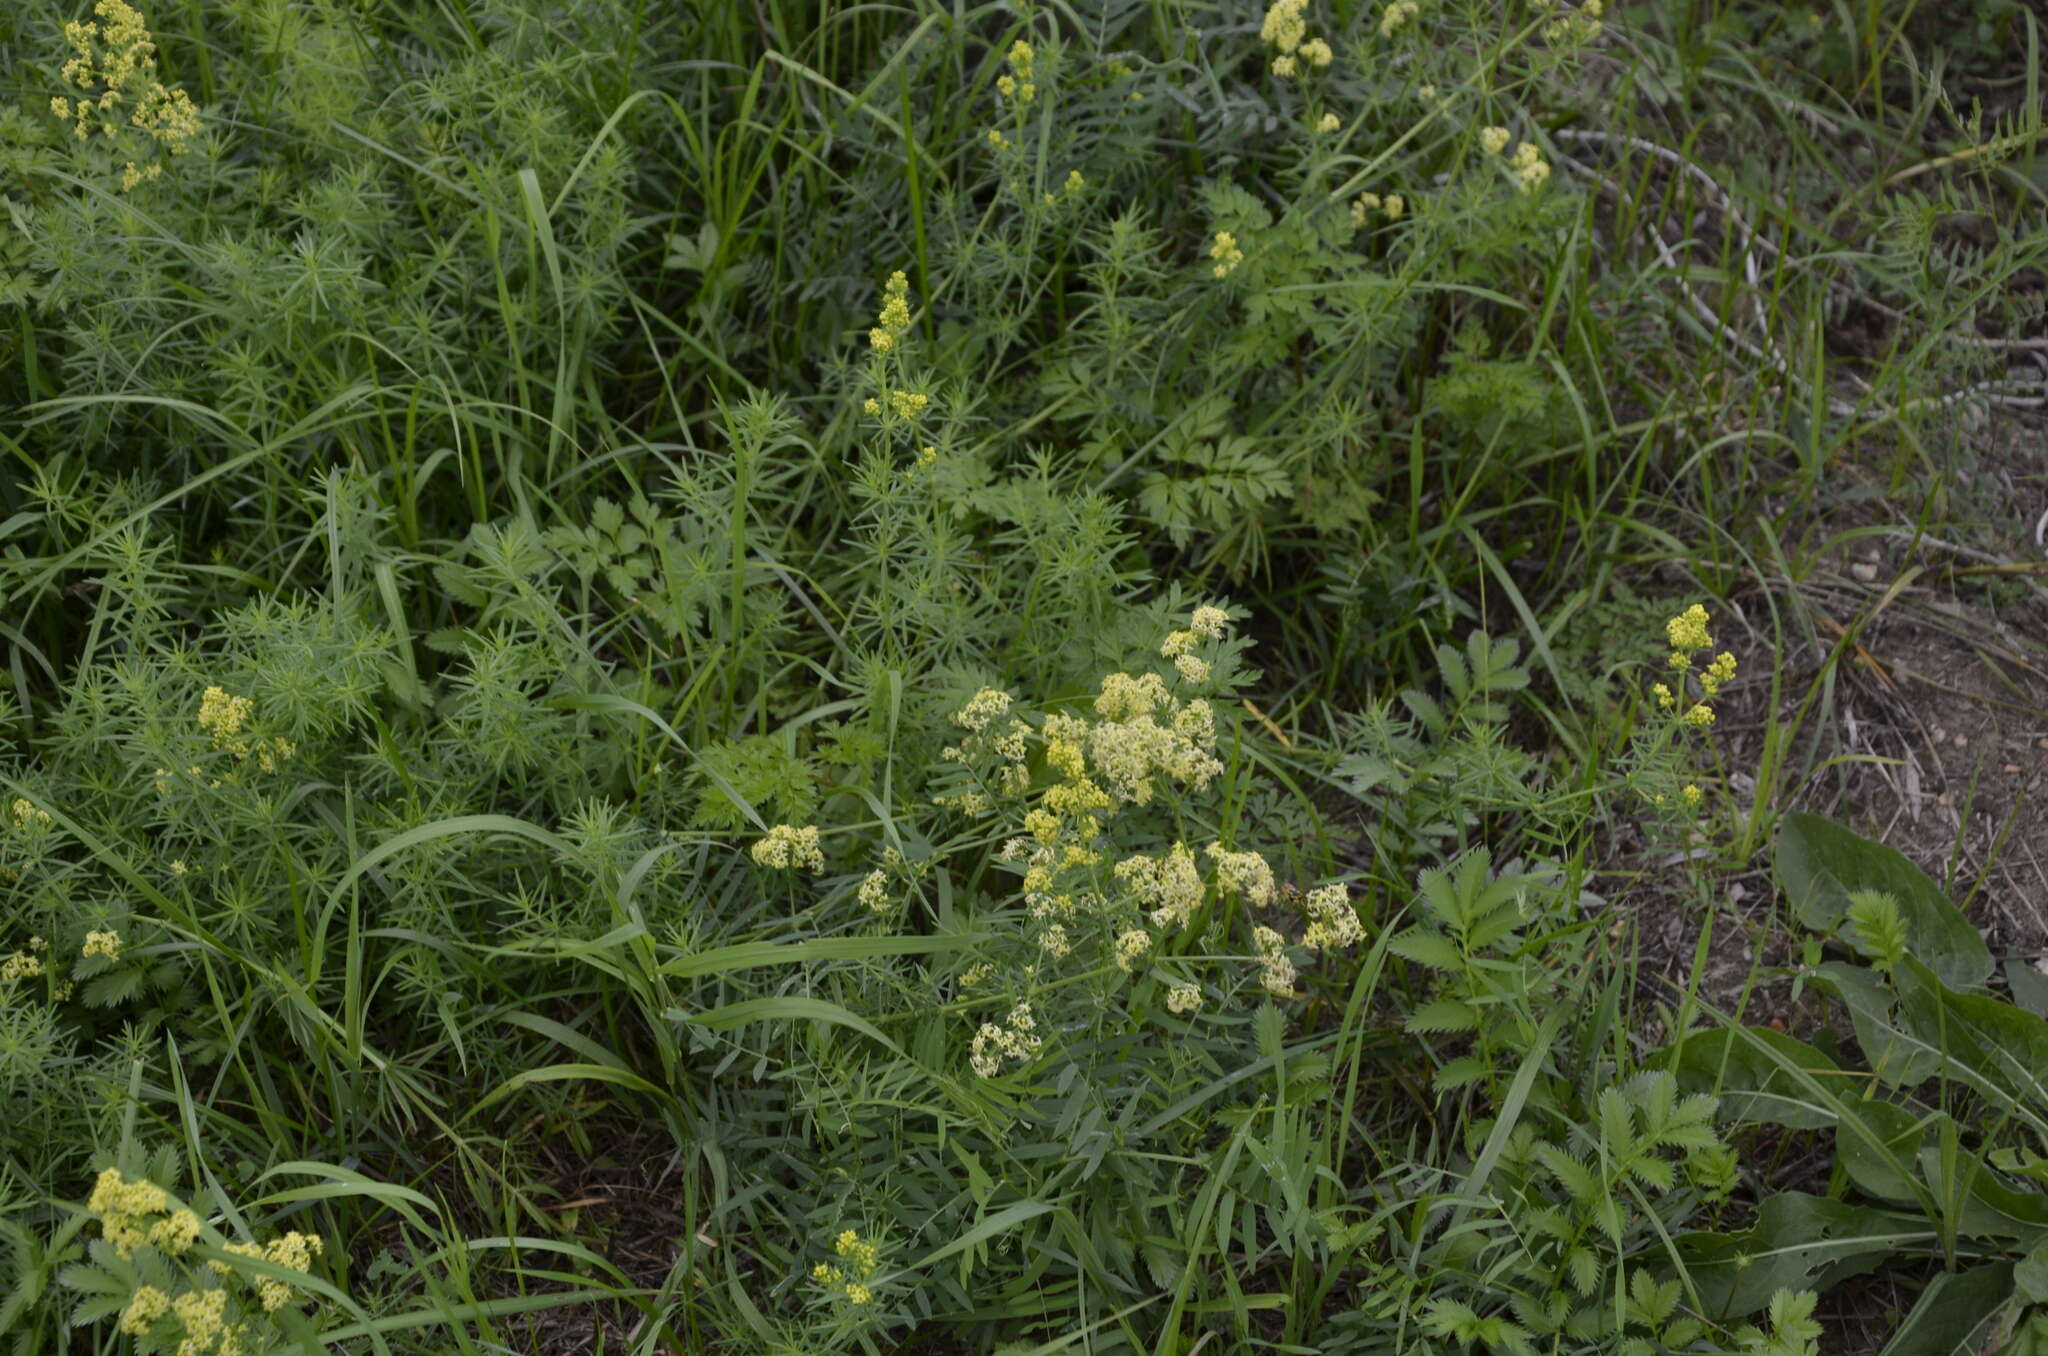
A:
[
  {"left": 1656, "top": 603, "right": 1736, "bottom": 728},
  {"left": 2, "top": 936, "right": 47, "bottom": 983},
  {"left": 970, "top": 1001, "right": 1042, "bottom": 1077},
  {"left": 10, "top": 798, "right": 52, "bottom": 830},
  {"left": 952, "top": 686, "right": 1013, "bottom": 733},
  {"left": 1207, "top": 843, "right": 1277, "bottom": 907},
  {"left": 1302, "top": 883, "right": 1362, "bottom": 950},
  {"left": 1113, "top": 927, "right": 1152, "bottom": 971},
  {"left": 1509, "top": 140, "right": 1550, "bottom": 192},
  {"left": 751, "top": 824, "right": 824, "bottom": 872},
  {"left": 1166, "top": 982, "right": 1203, "bottom": 1014},
  {"left": 868, "top": 269, "right": 912, "bottom": 352},
  {"left": 1316, "top": 111, "right": 1342, "bottom": 134},
  {"left": 89, "top": 1168, "right": 177, "bottom": 1259},
  {"left": 1253, "top": 925, "right": 1297, "bottom": 996},
  {"left": 856, "top": 869, "right": 890, "bottom": 911},
  {"left": 1379, "top": 0, "right": 1420, "bottom": 36},
  {"left": 120, "top": 1284, "right": 171, "bottom": 1336},
  {"left": 995, "top": 39, "right": 1037, "bottom": 104},
  {"left": 1261, "top": 0, "right": 1334, "bottom": 77},
  {"left": 82, "top": 929, "right": 123, "bottom": 960},
  {"left": 1210, "top": 230, "right": 1245, "bottom": 279},
  {"left": 1116, "top": 844, "right": 1206, "bottom": 929},
  {"left": 1538, "top": 0, "right": 1604, "bottom": 43},
  {"left": 1086, "top": 672, "right": 1222, "bottom": 806},
  {"left": 48, "top": 1, "right": 201, "bottom": 190},
  {"left": 812, "top": 1228, "right": 881, "bottom": 1305},
  {"left": 1479, "top": 125, "right": 1511, "bottom": 156},
  {"left": 216, "top": 1231, "right": 324, "bottom": 1311},
  {"left": 1350, "top": 192, "right": 1405, "bottom": 228},
  {"left": 173, "top": 1288, "right": 231, "bottom": 1352},
  {"left": 197, "top": 687, "right": 296, "bottom": 772}
]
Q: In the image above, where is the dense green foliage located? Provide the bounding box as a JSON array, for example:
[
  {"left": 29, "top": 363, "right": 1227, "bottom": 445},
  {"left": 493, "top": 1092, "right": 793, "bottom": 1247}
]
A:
[{"left": 2, "top": 0, "right": 2046, "bottom": 1352}]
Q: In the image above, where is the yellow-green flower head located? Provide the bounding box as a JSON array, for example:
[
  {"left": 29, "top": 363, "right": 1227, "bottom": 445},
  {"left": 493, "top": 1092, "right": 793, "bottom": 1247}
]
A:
[
  {"left": 10, "top": 797, "right": 52, "bottom": 829},
  {"left": 1701, "top": 651, "right": 1738, "bottom": 697},
  {"left": 1300, "top": 37, "right": 1334, "bottom": 67},
  {"left": 82, "top": 929, "right": 122, "bottom": 960},
  {"left": 1479, "top": 125, "right": 1511, "bottom": 156},
  {"left": 1665, "top": 603, "right": 1713, "bottom": 654},
  {"left": 1681, "top": 784, "right": 1703, "bottom": 806},
  {"left": 1682, "top": 703, "right": 1715, "bottom": 729},
  {"left": 119, "top": 1285, "right": 171, "bottom": 1337},
  {"left": 1260, "top": 0, "right": 1309, "bottom": 53},
  {"left": 751, "top": 824, "right": 825, "bottom": 872},
  {"left": 1166, "top": 982, "right": 1203, "bottom": 1014},
  {"left": 1209, "top": 230, "right": 1246, "bottom": 278},
  {"left": 1379, "top": 0, "right": 1419, "bottom": 36},
  {"left": 198, "top": 685, "right": 253, "bottom": 743}
]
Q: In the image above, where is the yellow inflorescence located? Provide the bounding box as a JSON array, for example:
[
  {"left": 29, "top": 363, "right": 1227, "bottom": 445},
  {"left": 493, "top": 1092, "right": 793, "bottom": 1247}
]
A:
[
  {"left": 82, "top": 929, "right": 123, "bottom": 960},
  {"left": 1, "top": 950, "right": 45, "bottom": 983},
  {"left": 1209, "top": 231, "right": 1245, "bottom": 278},
  {"left": 869, "top": 269, "right": 912, "bottom": 352},
  {"left": 119, "top": 1284, "right": 171, "bottom": 1336},
  {"left": 50, "top": 1, "right": 201, "bottom": 190},
  {"left": 1509, "top": 140, "right": 1550, "bottom": 192},
  {"left": 970, "top": 1001, "right": 1042, "bottom": 1077},
  {"left": 217, "top": 1231, "right": 325, "bottom": 1311},
  {"left": 1379, "top": 0, "right": 1420, "bottom": 36},
  {"left": 1166, "top": 982, "right": 1204, "bottom": 1014},
  {"left": 1253, "top": 925, "right": 1297, "bottom": 996},
  {"left": 196, "top": 687, "right": 295, "bottom": 772},
  {"left": 751, "top": 824, "right": 824, "bottom": 872},
  {"left": 11, "top": 798, "right": 53, "bottom": 830}
]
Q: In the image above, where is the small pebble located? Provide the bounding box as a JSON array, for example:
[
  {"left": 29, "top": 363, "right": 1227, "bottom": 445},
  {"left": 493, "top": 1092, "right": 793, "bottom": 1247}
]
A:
[{"left": 1850, "top": 562, "right": 1877, "bottom": 581}]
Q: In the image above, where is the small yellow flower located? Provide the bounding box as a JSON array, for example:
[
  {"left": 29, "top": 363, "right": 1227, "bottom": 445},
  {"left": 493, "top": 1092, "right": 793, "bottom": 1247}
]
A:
[
  {"left": 9, "top": 798, "right": 51, "bottom": 830},
  {"left": 846, "top": 1283, "right": 873, "bottom": 1304},
  {"left": 1209, "top": 230, "right": 1245, "bottom": 278},
  {"left": 1166, "top": 982, "right": 1203, "bottom": 1014},
  {"left": 751, "top": 824, "right": 825, "bottom": 872},
  {"left": 996, "top": 74, "right": 1016, "bottom": 97},
  {"left": 1683, "top": 703, "right": 1715, "bottom": 729},
  {"left": 120, "top": 1285, "right": 171, "bottom": 1337},
  {"left": 1271, "top": 54, "right": 1297, "bottom": 77},
  {"left": 1701, "top": 651, "right": 1738, "bottom": 697},
  {"left": 1379, "top": 0, "right": 1419, "bottom": 37},
  {"left": 1479, "top": 125, "right": 1511, "bottom": 156},
  {"left": 1382, "top": 194, "right": 1404, "bottom": 219},
  {"left": 1651, "top": 682, "right": 1674, "bottom": 710},
  {"left": 198, "top": 686, "right": 253, "bottom": 744},
  {"left": 82, "top": 930, "right": 123, "bottom": 960},
  {"left": 1064, "top": 168, "right": 1085, "bottom": 194},
  {"left": 862, "top": 397, "right": 881, "bottom": 416},
  {"left": 1681, "top": 784, "right": 1703, "bottom": 807},
  {"left": 1260, "top": 0, "right": 1309, "bottom": 53},
  {"left": 888, "top": 389, "right": 928, "bottom": 419},
  {"left": 0, "top": 952, "right": 44, "bottom": 983},
  {"left": 1300, "top": 37, "right": 1334, "bottom": 67},
  {"left": 1315, "top": 111, "right": 1341, "bottom": 133}
]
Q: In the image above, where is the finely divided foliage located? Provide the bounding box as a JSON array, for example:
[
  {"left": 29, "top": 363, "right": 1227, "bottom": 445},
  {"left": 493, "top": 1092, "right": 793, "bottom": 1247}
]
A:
[{"left": 1, "top": 0, "right": 2044, "bottom": 1352}]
